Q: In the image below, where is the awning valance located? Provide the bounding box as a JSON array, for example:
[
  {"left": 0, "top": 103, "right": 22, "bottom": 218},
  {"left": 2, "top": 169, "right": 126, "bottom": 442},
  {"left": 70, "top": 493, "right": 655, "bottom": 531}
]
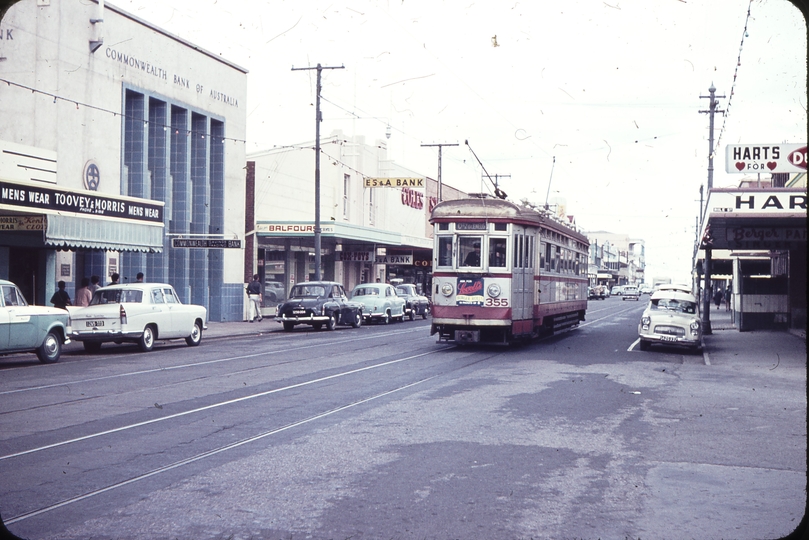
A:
[{"left": 45, "top": 214, "right": 163, "bottom": 253}]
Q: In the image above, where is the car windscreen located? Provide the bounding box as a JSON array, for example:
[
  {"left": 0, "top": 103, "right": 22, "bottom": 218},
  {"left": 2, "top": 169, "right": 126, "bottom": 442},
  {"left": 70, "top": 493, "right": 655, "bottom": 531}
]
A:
[
  {"left": 290, "top": 285, "right": 326, "bottom": 298},
  {"left": 395, "top": 286, "right": 412, "bottom": 296},
  {"left": 650, "top": 298, "right": 696, "bottom": 314},
  {"left": 90, "top": 289, "right": 143, "bottom": 305},
  {"left": 353, "top": 287, "right": 379, "bottom": 297}
]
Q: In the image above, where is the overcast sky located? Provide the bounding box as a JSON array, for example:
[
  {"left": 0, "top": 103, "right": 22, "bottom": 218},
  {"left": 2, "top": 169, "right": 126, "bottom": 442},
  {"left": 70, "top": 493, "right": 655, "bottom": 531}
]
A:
[{"left": 117, "top": 0, "right": 807, "bottom": 283}]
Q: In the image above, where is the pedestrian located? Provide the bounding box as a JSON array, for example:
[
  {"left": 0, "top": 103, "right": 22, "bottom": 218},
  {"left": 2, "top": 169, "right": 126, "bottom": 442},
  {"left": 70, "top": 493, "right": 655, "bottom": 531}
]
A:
[
  {"left": 713, "top": 288, "right": 723, "bottom": 309},
  {"left": 89, "top": 275, "right": 100, "bottom": 294},
  {"left": 136, "top": 272, "right": 144, "bottom": 282},
  {"left": 724, "top": 287, "right": 732, "bottom": 311},
  {"left": 246, "top": 274, "right": 263, "bottom": 322},
  {"left": 50, "top": 280, "right": 72, "bottom": 310},
  {"left": 110, "top": 273, "right": 120, "bottom": 285},
  {"left": 75, "top": 277, "right": 93, "bottom": 307}
]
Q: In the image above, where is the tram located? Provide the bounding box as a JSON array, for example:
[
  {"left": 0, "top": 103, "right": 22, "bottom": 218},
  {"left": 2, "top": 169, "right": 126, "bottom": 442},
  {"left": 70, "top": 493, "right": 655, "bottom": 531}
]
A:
[{"left": 429, "top": 195, "right": 589, "bottom": 345}]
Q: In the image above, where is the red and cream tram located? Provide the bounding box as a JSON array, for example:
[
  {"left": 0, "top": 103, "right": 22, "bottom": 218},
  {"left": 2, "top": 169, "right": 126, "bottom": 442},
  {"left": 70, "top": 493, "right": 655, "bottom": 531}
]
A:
[{"left": 430, "top": 195, "right": 589, "bottom": 344}]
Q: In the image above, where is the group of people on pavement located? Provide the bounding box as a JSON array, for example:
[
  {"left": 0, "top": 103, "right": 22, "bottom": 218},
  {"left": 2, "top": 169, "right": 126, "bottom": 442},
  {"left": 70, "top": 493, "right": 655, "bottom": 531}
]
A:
[
  {"left": 712, "top": 286, "right": 732, "bottom": 310},
  {"left": 49, "top": 272, "right": 143, "bottom": 310}
]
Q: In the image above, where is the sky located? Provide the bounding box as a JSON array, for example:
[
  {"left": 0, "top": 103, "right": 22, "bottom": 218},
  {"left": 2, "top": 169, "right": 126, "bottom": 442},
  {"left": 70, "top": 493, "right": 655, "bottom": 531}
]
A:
[{"left": 116, "top": 0, "right": 807, "bottom": 284}]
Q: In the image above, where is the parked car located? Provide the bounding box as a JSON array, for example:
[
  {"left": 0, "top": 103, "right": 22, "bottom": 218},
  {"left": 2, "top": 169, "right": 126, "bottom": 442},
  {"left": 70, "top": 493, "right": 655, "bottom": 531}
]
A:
[
  {"left": 611, "top": 285, "right": 624, "bottom": 296},
  {"left": 67, "top": 283, "right": 207, "bottom": 352},
  {"left": 638, "top": 290, "right": 702, "bottom": 352},
  {"left": 622, "top": 285, "right": 640, "bottom": 301},
  {"left": 639, "top": 285, "right": 654, "bottom": 295},
  {"left": 275, "top": 281, "right": 362, "bottom": 331},
  {"left": 394, "top": 283, "right": 430, "bottom": 320},
  {"left": 0, "top": 279, "right": 70, "bottom": 363},
  {"left": 588, "top": 285, "right": 607, "bottom": 300},
  {"left": 264, "top": 281, "right": 286, "bottom": 303},
  {"left": 656, "top": 283, "right": 693, "bottom": 295},
  {"left": 351, "top": 283, "right": 406, "bottom": 324}
]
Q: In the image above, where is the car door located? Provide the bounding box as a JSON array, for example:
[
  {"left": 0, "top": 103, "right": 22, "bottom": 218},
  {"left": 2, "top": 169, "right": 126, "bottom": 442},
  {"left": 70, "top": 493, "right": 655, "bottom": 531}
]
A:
[
  {"left": 1, "top": 285, "right": 36, "bottom": 349},
  {"left": 162, "top": 287, "right": 192, "bottom": 338},
  {"left": 145, "top": 287, "right": 175, "bottom": 338}
]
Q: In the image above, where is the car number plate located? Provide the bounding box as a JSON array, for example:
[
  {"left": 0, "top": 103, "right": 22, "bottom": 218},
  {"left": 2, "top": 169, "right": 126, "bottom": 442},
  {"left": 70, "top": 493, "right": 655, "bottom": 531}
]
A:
[
  {"left": 660, "top": 335, "right": 677, "bottom": 342},
  {"left": 86, "top": 320, "right": 105, "bottom": 328},
  {"left": 293, "top": 310, "right": 306, "bottom": 315}
]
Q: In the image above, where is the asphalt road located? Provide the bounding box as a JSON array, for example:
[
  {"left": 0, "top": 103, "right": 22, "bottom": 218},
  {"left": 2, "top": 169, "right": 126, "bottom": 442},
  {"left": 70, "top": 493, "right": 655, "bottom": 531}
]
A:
[{"left": 1, "top": 297, "right": 805, "bottom": 540}]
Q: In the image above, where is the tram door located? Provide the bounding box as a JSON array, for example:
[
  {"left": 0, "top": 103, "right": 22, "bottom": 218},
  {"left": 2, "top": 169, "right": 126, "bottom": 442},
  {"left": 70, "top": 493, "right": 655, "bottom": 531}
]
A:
[{"left": 511, "top": 227, "right": 535, "bottom": 321}]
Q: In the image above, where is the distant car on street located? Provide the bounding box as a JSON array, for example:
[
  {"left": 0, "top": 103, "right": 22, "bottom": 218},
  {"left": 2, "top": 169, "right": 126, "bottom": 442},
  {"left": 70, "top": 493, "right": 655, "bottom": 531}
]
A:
[
  {"left": 0, "top": 279, "right": 70, "bottom": 363},
  {"left": 622, "top": 285, "right": 640, "bottom": 301},
  {"left": 588, "top": 286, "right": 607, "bottom": 300},
  {"left": 638, "top": 289, "right": 702, "bottom": 352},
  {"left": 351, "top": 283, "right": 406, "bottom": 324},
  {"left": 275, "top": 281, "right": 362, "bottom": 331},
  {"left": 611, "top": 285, "right": 624, "bottom": 296},
  {"left": 394, "top": 283, "right": 430, "bottom": 320},
  {"left": 67, "top": 283, "right": 207, "bottom": 353}
]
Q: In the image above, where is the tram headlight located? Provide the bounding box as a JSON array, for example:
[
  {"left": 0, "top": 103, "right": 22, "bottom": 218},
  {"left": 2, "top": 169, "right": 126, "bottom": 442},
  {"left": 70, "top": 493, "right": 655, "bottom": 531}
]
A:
[
  {"left": 440, "top": 283, "right": 454, "bottom": 297},
  {"left": 487, "top": 283, "right": 501, "bottom": 298}
]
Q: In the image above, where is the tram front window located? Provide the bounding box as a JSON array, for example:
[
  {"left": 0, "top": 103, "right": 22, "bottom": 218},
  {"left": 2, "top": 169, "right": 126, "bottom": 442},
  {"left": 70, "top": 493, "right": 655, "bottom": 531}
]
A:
[
  {"left": 437, "top": 236, "right": 453, "bottom": 267},
  {"left": 489, "top": 238, "right": 507, "bottom": 267},
  {"left": 459, "top": 237, "right": 483, "bottom": 267}
]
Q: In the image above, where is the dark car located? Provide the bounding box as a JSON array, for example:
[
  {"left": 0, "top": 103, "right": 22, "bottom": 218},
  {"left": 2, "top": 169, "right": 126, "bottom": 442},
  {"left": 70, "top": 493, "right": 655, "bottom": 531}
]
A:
[
  {"left": 394, "top": 283, "right": 430, "bottom": 320},
  {"left": 275, "top": 281, "right": 363, "bottom": 332}
]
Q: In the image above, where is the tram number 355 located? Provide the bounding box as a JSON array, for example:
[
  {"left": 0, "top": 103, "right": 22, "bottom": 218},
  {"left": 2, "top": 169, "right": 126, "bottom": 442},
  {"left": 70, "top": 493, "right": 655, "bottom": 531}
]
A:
[{"left": 484, "top": 298, "right": 509, "bottom": 307}]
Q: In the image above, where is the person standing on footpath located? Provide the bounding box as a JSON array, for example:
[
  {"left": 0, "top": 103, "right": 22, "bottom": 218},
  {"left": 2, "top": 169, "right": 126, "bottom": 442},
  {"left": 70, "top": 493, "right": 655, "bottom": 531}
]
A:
[
  {"left": 246, "top": 274, "right": 263, "bottom": 322},
  {"left": 110, "top": 273, "right": 120, "bottom": 285},
  {"left": 50, "top": 281, "right": 72, "bottom": 310},
  {"left": 75, "top": 277, "right": 93, "bottom": 307},
  {"left": 136, "top": 272, "right": 144, "bottom": 282},
  {"left": 89, "top": 275, "right": 101, "bottom": 294}
]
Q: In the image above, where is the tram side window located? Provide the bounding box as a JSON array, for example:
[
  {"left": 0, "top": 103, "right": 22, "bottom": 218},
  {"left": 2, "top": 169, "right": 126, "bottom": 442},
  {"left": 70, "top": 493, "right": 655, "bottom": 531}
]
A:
[
  {"left": 489, "top": 238, "right": 507, "bottom": 267},
  {"left": 527, "top": 235, "right": 534, "bottom": 268},
  {"left": 540, "top": 241, "right": 546, "bottom": 270},
  {"left": 437, "top": 236, "right": 453, "bottom": 267},
  {"left": 459, "top": 236, "right": 483, "bottom": 267},
  {"left": 553, "top": 245, "right": 561, "bottom": 272}
]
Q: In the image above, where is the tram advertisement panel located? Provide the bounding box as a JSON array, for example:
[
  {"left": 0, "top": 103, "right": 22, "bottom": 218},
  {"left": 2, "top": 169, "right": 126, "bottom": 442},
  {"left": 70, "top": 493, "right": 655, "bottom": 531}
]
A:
[{"left": 456, "top": 278, "right": 484, "bottom": 306}]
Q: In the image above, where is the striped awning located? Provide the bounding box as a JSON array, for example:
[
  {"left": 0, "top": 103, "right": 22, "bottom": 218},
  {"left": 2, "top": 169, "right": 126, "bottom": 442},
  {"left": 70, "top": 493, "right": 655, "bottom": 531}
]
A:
[{"left": 45, "top": 214, "right": 163, "bottom": 252}]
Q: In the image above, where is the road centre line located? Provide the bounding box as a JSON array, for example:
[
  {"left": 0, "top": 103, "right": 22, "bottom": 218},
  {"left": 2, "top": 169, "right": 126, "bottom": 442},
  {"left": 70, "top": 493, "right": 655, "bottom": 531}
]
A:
[
  {"left": 5, "top": 373, "right": 440, "bottom": 525},
  {"left": 0, "top": 347, "right": 451, "bottom": 462},
  {"left": 0, "top": 326, "right": 430, "bottom": 396}
]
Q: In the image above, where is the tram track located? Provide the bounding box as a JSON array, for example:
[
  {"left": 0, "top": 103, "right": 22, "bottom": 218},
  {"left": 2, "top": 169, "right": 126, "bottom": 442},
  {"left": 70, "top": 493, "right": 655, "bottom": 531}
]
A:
[{"left": 3, "top": 345, "right": 503, "bottom": 526}]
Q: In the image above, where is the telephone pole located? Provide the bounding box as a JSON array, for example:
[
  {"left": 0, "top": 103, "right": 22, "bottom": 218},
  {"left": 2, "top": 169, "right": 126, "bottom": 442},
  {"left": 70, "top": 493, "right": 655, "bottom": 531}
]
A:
[
  {"left": 698, "top": 83, "right": 725, "bottom": 335},
  {"left": 292, "top": 63, "right": 344, "bottom": 280},
  {"left": 421, "top": 142, "right": 458, "bottom": 202},
  {"left": 487, "top": 173, "right": 511, "bottom": 192}
]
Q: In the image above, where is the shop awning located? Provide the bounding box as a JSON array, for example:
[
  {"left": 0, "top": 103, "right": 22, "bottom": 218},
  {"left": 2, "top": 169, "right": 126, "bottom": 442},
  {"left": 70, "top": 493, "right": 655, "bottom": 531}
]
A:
[{"left": 45, "top": 214, "right": 163, "bottom": 253}]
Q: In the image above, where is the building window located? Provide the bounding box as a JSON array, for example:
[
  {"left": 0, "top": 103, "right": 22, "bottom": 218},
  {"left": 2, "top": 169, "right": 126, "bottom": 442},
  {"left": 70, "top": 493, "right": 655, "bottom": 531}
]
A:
[{"left": 343, "top": 173, "right": 350, "bottom": 219}]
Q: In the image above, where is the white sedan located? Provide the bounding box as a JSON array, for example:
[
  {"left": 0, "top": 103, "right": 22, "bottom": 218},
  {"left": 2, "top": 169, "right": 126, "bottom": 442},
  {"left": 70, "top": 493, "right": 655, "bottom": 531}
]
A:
[
  {"left": 67, "top": 283, "right": 207, "bottom": 353},
  {"left": 638, "top": 290, "right": 702, "bottom": 352},
  {"left": 351, "top": 283, "right": 406, "bottom": 324}
]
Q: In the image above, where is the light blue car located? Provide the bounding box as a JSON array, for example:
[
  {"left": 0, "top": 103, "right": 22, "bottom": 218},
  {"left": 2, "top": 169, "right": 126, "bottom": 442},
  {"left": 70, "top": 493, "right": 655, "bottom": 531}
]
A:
[
  {"left": 0, "top": 279, "right": 70, "bottom": 363},
  {"left": 351, "top": 283, "right": 406, "bottom": 324}
]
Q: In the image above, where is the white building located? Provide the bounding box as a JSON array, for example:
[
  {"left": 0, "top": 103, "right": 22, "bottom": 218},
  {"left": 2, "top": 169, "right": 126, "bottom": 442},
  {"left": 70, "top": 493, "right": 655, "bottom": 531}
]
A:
[
  {"left": 0, "top": 0, "right": 247, "bottom": 320},
  {"left": 246, "top": 131, "right": 466, "bottom": 301}
]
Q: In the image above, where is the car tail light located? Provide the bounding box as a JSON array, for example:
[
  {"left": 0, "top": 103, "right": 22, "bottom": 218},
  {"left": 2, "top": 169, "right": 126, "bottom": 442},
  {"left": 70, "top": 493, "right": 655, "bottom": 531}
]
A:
[{"left": 120, "top": 304, "right": 127, "bottom": 325}]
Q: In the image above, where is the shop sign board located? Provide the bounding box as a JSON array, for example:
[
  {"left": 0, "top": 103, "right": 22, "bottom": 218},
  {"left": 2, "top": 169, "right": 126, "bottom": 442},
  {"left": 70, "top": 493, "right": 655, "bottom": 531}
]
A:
[
  {"left": 339, "top": 251, "right": 374, "bottom": 262},
  {"left": 364, "top": 177, "right": 424, "bottom": 188},
  {"left": 375, "top": 254, "right": 413, "bottom": 265},
  {"left": 709, "top": 190, "right": 807, "bottom": 215},
  {"left": 724, "top": 143, "right": 807, "bottom": 173},
  {"left": 171, "top": 238, "right": 241, "bottom": 248},
  {"left": 0, "top": 215, "right": 44, "bottom": 231}
]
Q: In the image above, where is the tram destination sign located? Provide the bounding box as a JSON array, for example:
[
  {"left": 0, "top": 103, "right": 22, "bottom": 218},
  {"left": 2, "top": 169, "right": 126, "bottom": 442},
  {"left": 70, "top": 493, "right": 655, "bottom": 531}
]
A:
[{"left": 171, "top": 238, "right": 241, "bottom": 249}]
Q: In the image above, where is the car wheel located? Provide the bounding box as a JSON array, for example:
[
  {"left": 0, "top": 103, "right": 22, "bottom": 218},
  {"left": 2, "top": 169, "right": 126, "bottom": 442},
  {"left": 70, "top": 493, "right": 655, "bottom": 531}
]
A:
[
  {"left": 382, "top": 310, "right": 391, "bottom": 325},
  {"left": 283, "top": 321, "right": 295, "bottom": 332},
  {"left": 326, "top": 313, "right": 337, "bottom": 331},
  {"left": 185, "top": 321, "right": 203, "bottom": 346},
  {"left": 351, "top": 310, "right": 362, "bottom": 328},
  {"left": 638, "top": 339, "right": 650, "bottom": 351},
  {"left": 36, "top": 331, "right": 62, "bottom": 363},
  {"left": 138, "top": 325, "right": 156, "bottom": 352},
  {"left": 408, "top": 309, "right": 415, "bottom": 321},
  {"left": 83, "top": 341, "right": 102, "bottom": 353}
]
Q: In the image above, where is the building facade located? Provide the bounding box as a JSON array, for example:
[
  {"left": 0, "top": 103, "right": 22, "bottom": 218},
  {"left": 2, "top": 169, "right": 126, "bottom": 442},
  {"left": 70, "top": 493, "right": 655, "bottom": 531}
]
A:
[
  {"left": 246, "top": 131, "right": 466, "bottom": 304},
  {"left": 587, "top": 231, "right": 646, "bottom": 289},
  {"left": 0, "top": 0, "right": 248, "bottom": 320}
]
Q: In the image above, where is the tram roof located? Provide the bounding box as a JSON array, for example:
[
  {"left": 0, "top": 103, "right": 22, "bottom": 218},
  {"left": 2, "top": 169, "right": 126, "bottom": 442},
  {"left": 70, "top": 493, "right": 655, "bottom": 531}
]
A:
[{"left": 431, "top": 197, "right": 589, "bottom": 244}]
